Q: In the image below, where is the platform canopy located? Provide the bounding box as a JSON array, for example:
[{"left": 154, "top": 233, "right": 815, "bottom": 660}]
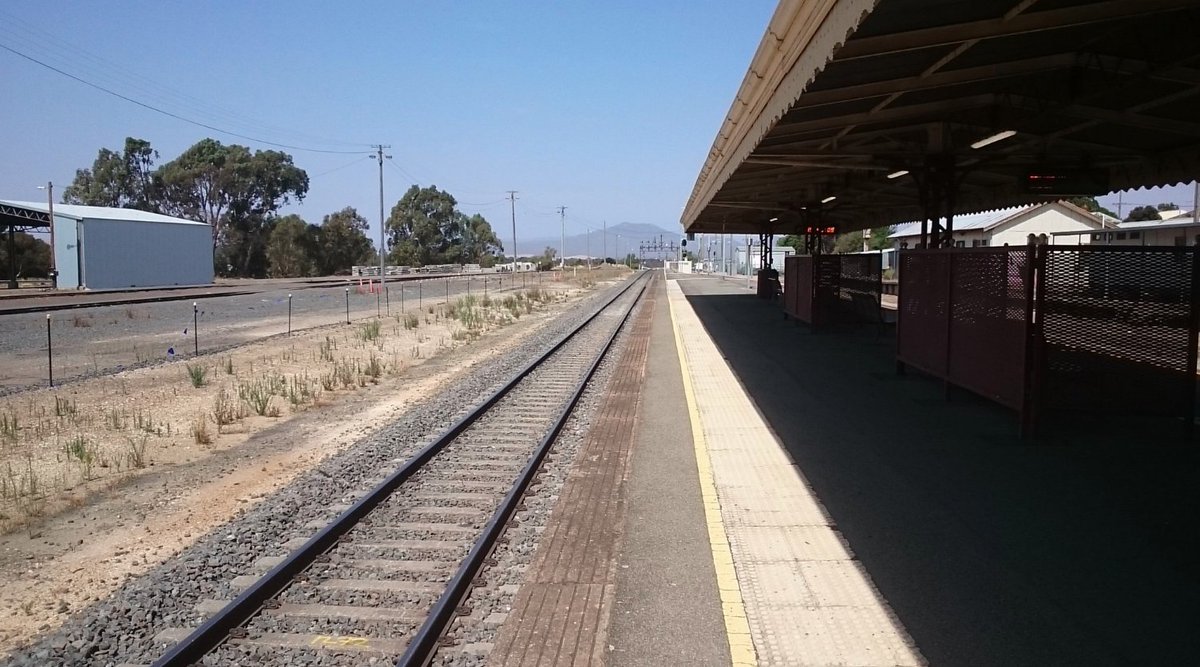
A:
[{"left": 682, "top": 0, "right": 1200, "bottom": 235}]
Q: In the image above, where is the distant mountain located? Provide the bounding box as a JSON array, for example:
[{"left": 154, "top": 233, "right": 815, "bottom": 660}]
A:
[{"left": 517, "top": 222, "right": 681, "bottom": 258}]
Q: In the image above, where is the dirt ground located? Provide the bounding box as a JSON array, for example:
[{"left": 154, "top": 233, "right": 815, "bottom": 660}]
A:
[{"left": 0, "top": 269, "right": 627, "bottom": 656}]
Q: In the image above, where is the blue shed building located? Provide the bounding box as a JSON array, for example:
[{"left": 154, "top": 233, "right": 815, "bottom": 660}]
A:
[{"left": 0, "top": 200, "right": 212, "bottom": 290}]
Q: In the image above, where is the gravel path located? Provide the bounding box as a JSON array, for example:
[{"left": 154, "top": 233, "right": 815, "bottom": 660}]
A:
[{"left": 2, "top": 274, "right": 637, "bottom": 667}]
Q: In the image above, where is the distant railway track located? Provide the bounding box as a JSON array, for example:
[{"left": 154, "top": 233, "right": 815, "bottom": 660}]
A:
[{"left": 149, "top": 270, "right": 650, "bottom": 667}]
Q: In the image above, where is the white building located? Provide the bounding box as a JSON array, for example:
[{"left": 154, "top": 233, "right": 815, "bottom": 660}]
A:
[
  {"left": 1053, "top": 217, "right": 1200, "bottom": 247},
  {"left": 890, "top": 201, "right": 1107, "bottom": 249}
]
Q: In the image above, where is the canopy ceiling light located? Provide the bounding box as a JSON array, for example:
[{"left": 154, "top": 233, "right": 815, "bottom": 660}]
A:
[
  {"left": 769, "top": 217, "right": 779, "bottom": 222},
  {"left": 821, "top": 195, "right": 837, "bottom": 204},
  {"left": 887, "top": 169, "right": 909, "bottom": 179},
  {"left": 970, "top": 130, "right": 1017, "bottom": 149}
]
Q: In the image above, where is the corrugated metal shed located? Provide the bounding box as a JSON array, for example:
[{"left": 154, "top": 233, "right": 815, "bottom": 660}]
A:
[{"left": 0, "top": 200, "right": 212, "bottom": 290}]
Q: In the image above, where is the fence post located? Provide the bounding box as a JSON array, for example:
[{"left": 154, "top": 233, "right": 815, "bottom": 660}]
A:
[
  {"left": 345, "top": 287, "right": 350, "bottom": 324},
  {"left": 419, "top": 280, "right": 423, "bottom": 309},
  {"left": 1021, "top": 241, "right": 1046, "bottom": 438},
  {"left": 1186, "top": 245, "right": 1200, "bottom": 438},
  {"left": 445, "top": 278, "right": 449, "bottom": 301},
  {"left": 484, "top": 278, "right": 488, "bottom": 298},
  {"left": 287, "top": 294, "right": 292, "bottom": 336},
  {"left": 193, "top": 302, "right": 199, "bottom": 356},
  {"left": 942, "top": 254, "right": 953, "bottom": 401},
  {"left": 46, "top": 314, "right": 53, "bottom": 387}
]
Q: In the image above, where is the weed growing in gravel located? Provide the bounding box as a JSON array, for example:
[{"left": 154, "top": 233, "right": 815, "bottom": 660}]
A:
[
  {"left": 0, "top": 412, "right": 17, "bottom": 447},
  {"left": 104, "top": 408, "right": 125, "bottom": 431},
  {"left": 358, "top": 320, "right": 382, "bottom": 343},
  {"left": 64, "top": 435, "right": 98, "bottom": 480},
  {"left": 133, "top": 409, "right": 161, "bottom": 435},
  {"left": 211, "top": 388, "right": 241, "bottom": 430},
  {"left": 236, "top": 381, "right": 272, "bottom": 417},
  {"left": 190, "top": 414, "right": 213, "bottom": 446},
  {"left": 71, "top": 313, "right": 93, "bottom": 328},
  {"left": 186, "top": 363, "right": 208, "bottom": 387},
  {"left": 54, "top": 396, "right": 76, "bottom": 418},
  {"left": 319, "top": 336, "right": 337, "bottom": 362},
  {"left": 124, "top": 434, "right": 150, "bottom": 467},
  {"left": 223, "top": 356, "right": 235, "bottom": 375},
  {"left": 320, "top": 372, "right": 337, "bottom": 392},
  {"left": 403, "top": 312, "right": 419, "bottom": 330},
  {"left": 364, "top": 355, "right": 383, "bottom": 382}
]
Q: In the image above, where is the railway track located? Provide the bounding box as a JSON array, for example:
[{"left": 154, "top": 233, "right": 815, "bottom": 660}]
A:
[{"left": 147, "top": 271, "right": 651, "bottom": 667}]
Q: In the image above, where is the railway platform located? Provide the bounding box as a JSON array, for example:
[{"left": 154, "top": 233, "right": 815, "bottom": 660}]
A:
[{"left": 495, "top": 272, "right": 1200, "bottom": 666}]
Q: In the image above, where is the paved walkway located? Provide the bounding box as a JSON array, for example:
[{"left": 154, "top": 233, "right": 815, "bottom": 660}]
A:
[
  {"left": 667, "top": 279, "right": 922, "bottom": 666},
  {"left": 494, "top": 272, "right": 1200, "bottom": 665}
]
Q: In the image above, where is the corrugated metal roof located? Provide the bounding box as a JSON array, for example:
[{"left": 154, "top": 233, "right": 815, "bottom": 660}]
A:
[
  {"left": 891, "top": 205, "right": 1035, "bottom": 238},
  {"left": 0, "top": 200, "right": 208, "bottom": 226},
  {"left": 1117, "top": 217, "right": 1200, "bottom": 230}
]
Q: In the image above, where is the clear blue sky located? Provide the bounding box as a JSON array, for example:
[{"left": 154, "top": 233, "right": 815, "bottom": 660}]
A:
[
  {"left": 2, "top": 0, "right": 1194, "bottom": 249},
  {"left": 0, "top": 1, "right": 777, "bottom": 248}
]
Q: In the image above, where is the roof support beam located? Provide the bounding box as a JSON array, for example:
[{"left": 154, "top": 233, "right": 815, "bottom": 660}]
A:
[{"left": 835, "top": 0, "right": 1194, "bottom": 61}]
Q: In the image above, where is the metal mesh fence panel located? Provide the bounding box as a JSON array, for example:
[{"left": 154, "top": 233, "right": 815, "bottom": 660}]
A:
[
  {"left": 1040, "top": 246, "right": 1199, "bottom": 419},
  {"left": 947, "top": 249, "right": 1031, "bottom": 410},
  {"left": 814, "top": 255, "right": 842, "bottom": 326},
  {"left": 785, "top": 255, "right": 814, "bottom": 322},
  {"left": 837, "top": 254, "right": 883, "bottom": 323},
  {"left": 897, "top": 251, "right": 951, "bottom": 377}
]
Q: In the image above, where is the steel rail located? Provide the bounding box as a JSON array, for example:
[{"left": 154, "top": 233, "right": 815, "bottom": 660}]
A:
[
  {"left": 151, "top": 271, "right": 649, "bottom": 667},
  {"left": 398, "top": 272, "right": 650, "bottom": 666}
]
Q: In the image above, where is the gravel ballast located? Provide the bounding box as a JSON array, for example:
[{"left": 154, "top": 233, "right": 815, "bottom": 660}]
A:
[{"left": 3, "top": 275, "right": 642, "bottom": 667}]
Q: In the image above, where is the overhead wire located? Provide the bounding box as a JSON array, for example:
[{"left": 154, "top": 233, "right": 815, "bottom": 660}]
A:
[
  {"left": 0, "top": 38, "right": 368, "bottom": 155},
  {"left": 309, "top": 155, "right": 374, "bottom": 179},
  {"left": 0, "top": 14, "right": 371, "bottom": 149}
]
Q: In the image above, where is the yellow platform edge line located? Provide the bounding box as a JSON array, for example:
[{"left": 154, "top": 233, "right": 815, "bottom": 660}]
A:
[{"left": 668, "top": 284, "right": 759, "bottom": 667}]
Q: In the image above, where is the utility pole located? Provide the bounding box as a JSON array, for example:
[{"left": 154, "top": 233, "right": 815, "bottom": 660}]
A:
[
  {"left": 585, "top": 227, "right": 591, "bottom": 270},
  {"left": 557, "top": 206, "right": 567, "bottom": 268},
  {"left": 374, "top": 144, "right": 392, "bottom": 312},
  {"left": 603, "top": 221, "right": 607, "bottom": 264},
  {"left": 37, "top": 181, "right": 56, "bottom": 288},
  {"left": 507, "top": 191, "right": 519, "bottom": 273}
]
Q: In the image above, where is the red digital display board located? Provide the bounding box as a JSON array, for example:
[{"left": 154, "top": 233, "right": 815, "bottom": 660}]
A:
[{"left": 804, "top": 225, "right": 838, "bottom": 235}]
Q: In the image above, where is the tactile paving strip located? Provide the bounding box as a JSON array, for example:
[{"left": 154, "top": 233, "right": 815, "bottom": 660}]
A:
[{"left": 668, "top": 281, "right": 925, "bottom": 667}]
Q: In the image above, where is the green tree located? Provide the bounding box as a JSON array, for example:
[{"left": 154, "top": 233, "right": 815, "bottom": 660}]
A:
[
  {"left": 385, "top": 186, "right": 504, "bottom": 266},
  {"left": 158, "top": 139, "right": 308, "bottom": 276},
  {"left": 539, "top": 246, "right": 558, "bottom": 270},
  {"left": 780, "top": 235, "right": 805, "bottom": 252},
  {"left": 316, "top": 207, "right": 375, "bottom": 275},
  {"left": 0, "top": 232, "right": 51, "bottom": 278},
  {"left": 1157, "top": 202, "right": 1179, "bottom": 211},
  {"left": 1065, "top": 196, "right": 1118, "bottom": 219},
  {"left": 462, "top": 213, "right": 504, "bottom": 265},
  {"left": 386, "top": 185, "right": 461, "bottom": 266},
  {"left": 1125, "top": 205, "right": 1161, "bottom": 222},
  {"left": 266, "top": 214, "right": 315, "bottom": 277},
  {"left": 62, "top": 137, "right": 160, "bottom": 211},
  {"left": 831, "top": 226, "right": 893, "bottom": 253}
]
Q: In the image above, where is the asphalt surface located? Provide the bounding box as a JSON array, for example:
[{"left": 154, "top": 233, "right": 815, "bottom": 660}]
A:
[
  {"left": 675, "top": 274, "right": 1200, "bottom": 667},
  {"left": 609, "top": 278, "right": 729, "bottom": 666}
]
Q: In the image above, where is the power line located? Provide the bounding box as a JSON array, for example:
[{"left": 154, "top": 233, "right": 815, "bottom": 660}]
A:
[
  {"left": 0, "top": 13, "right": 372, "bottom": 149},
  {"left": 0, "top": 41, "right": 366, "bottom": 155},
  {"left": 310, "top": 156, "right": 373, "bottom": 179}
]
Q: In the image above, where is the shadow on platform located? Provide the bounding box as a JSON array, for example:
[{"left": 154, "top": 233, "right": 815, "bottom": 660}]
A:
[{"left": 678, "top": 278, "right": 1200, "bottom": 667}]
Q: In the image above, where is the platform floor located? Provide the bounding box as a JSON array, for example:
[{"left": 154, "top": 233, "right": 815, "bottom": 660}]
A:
[{"left": 498, "top": 273, "right": 1200, "bottom": 666}]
